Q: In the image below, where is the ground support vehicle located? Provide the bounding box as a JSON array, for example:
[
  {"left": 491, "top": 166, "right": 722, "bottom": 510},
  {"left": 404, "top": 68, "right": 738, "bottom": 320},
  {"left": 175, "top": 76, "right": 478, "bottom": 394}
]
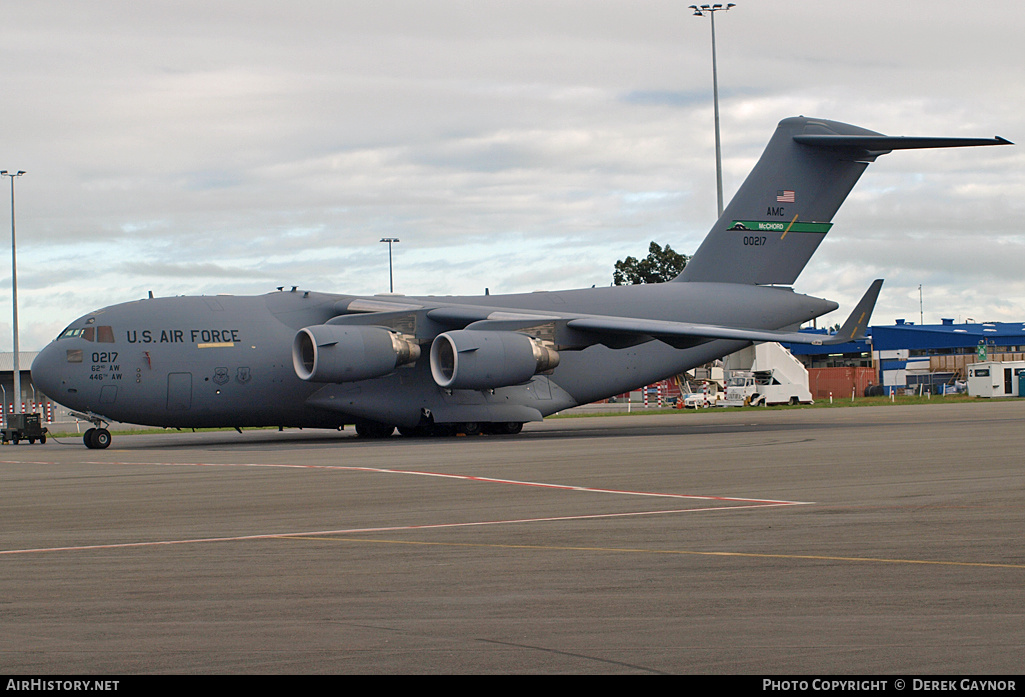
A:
[{"left": 1, "top": 413, "right": 48, "bottom": 445}]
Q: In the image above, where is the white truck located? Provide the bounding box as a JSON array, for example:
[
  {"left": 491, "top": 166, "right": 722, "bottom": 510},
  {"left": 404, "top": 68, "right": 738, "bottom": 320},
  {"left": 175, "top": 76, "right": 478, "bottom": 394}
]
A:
[
  {"left": 682, "top": 387, "right": 722, "bottom": 408},
  {"left": 722, "top": 342, "right": 813, "bottom": 407}
]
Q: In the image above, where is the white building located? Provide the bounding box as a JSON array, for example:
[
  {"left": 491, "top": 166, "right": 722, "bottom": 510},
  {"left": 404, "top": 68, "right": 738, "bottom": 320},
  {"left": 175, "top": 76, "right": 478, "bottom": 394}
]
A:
[
  {"left": 0, "top": 351, "right": 68, "bottom": 423},
  {"left": 966, "top": 361, "right": 1025, "bottom": 398}
]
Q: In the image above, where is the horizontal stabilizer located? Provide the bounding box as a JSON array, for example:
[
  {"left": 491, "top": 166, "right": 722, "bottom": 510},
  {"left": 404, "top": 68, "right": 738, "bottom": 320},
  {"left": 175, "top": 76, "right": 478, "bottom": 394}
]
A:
[{"left": 794, "top": 134, "right": 1012, "bottom": 154}]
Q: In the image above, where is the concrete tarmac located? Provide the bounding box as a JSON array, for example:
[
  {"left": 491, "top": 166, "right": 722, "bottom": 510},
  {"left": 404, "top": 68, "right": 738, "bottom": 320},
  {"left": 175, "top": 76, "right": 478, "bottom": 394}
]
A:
[{"left": 0, "top": 401, "right": 1023, "bottom": 674}]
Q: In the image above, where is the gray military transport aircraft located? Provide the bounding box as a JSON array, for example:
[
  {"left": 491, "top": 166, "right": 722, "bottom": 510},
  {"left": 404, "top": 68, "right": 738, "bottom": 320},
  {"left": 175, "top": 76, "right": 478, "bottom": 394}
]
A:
[{"left": 31, "top": 116, "right": 1010, "bottom": 448}]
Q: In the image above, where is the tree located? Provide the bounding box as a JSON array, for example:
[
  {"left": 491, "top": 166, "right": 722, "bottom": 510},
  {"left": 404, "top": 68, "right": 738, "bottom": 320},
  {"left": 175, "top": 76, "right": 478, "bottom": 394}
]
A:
[{"left": 613, "top": 242, "right": 689, "bottom": 285}]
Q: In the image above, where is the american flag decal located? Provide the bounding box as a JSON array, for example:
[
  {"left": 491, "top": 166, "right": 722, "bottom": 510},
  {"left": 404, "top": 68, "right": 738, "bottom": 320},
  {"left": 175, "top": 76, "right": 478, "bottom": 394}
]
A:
[{"left": 777, "top": 189, "right": 796, "bottom": 203}]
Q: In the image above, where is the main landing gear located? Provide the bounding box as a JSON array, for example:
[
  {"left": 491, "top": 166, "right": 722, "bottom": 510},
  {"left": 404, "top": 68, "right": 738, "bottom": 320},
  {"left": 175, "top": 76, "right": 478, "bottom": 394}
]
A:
[{"left": 356, "top": 419, "right": 524, "bottom": 439}]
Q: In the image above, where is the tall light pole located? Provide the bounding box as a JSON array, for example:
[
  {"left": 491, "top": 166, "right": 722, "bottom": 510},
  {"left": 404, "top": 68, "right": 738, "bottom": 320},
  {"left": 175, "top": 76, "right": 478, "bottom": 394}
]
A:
[
  {"left": 380, "top": 238, "right": 399, "bottom": 292},
  {"left": 690, "top": 3, "right": 735, "bottom": 218},
  {"left": 1, "top": 170, "right": 25, "bottom": 415}
]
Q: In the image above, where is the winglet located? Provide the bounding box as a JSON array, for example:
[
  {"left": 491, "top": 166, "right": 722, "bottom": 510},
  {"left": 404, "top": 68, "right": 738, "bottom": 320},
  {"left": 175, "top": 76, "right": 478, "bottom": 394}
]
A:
[{"left": 824, "top": 279, "right": 884, "bottom": 344}]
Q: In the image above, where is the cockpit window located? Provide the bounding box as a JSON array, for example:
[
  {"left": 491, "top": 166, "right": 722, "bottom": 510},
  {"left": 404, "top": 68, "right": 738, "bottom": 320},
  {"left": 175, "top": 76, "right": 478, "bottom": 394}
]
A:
[{"left": 56, "top": 325, "right": 114, "bottom": 342}]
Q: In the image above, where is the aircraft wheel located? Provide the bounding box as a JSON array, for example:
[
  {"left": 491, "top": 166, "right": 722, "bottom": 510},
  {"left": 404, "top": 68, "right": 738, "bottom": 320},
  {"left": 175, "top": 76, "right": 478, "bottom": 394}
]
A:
[
  {"left": 84, "top": 428, "right": 97, "bottom": 449},
  {"left": 489, "top": 422, "right": 523, "bottom": 435},
  {"left": 93, "top": 429, "right": 112, "bottom": 449},
  {"left": 355, "top": 421, "right": 394, "bottom": 439},
  {"left": 460, "top": 422, "right": 482, "bottom": 436},
  {"left": 397, "top": 424, "right": 428, "bottom": 437},
  {"left": 430, "top": 423, "right": 456, "bottom": 438}
]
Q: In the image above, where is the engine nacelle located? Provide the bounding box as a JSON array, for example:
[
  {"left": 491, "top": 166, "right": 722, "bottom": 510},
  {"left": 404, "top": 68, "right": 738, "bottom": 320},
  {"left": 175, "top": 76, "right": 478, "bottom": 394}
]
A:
[
  {"left": 430, "top": 330, "right": 560, "bottom": 390},
  {"left": 293, "top": 325, "right": 420, "bottom": 383}
]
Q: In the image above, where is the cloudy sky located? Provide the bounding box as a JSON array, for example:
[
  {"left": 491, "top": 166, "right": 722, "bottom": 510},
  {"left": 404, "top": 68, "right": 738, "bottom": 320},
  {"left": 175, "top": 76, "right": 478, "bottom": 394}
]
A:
[{"left": 1, "top": 0, "right": 1022, "bottom": 349}]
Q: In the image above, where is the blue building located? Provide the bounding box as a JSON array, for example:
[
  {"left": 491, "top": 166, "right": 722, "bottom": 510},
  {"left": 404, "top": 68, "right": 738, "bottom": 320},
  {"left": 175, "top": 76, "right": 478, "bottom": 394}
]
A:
[{"left": 784, "top": 319, "right": 1025, "bottom": 394}]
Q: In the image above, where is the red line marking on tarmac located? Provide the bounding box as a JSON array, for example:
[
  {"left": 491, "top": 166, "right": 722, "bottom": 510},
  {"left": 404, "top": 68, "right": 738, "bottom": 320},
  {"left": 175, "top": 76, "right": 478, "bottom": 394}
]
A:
[
  {"left": 0, "top": 501, "right": 798, "bottom": 557},
  {"left": 0, "top": 458, "right": 813, "bottom": 505},
  {"left": 0, "top": 458, "right": 811, "bottom": 556}
]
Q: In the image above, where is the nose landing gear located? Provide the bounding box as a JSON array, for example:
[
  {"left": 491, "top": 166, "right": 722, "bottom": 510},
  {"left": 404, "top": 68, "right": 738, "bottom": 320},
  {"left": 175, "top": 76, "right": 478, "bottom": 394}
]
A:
[
  {"left": 71, "top": 411, "right": 113, "bottom": 449},
  {"left": 83, "top": 427, "right": 112, "bottom": 449}
]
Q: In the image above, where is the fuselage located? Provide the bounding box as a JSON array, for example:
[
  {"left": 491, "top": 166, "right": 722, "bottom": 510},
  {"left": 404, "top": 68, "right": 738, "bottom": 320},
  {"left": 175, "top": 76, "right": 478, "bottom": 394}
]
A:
[{"left": 30, "top": 281, "right": 836, "bottom": 430}]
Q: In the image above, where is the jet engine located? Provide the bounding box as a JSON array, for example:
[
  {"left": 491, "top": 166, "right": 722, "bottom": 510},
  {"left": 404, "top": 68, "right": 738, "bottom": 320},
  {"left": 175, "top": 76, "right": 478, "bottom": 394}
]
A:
[
  {"left": 293, "top": 325, "right": 421, "bottom": 382},
  {"left": 430, "top": 330, "right": 560, "bottom": 390}
]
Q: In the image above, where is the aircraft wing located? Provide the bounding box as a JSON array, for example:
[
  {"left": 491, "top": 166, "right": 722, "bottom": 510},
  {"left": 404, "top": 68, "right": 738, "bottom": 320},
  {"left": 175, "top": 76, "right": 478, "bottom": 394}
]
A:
[
  {"left": 332, "top": 280, "right": 882, "bottom": 350},
  {"left": 567, "top": 279, "right": 882, "bottom": 347},
  {"left": 568, "top": 316, "right": 832, "bottom": 346}
]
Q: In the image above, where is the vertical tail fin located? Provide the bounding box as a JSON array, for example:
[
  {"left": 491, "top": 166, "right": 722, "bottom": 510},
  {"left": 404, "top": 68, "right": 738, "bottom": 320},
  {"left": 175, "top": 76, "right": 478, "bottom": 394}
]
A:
[{"left": 676, "top": 116, "right": 1010, "bottom": 285}]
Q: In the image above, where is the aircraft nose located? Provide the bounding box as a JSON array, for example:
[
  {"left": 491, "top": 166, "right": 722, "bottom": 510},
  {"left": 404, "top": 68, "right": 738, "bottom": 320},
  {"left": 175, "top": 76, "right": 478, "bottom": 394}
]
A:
[{"left": 31, "top": 343, "right": 66, "bottom": 401}]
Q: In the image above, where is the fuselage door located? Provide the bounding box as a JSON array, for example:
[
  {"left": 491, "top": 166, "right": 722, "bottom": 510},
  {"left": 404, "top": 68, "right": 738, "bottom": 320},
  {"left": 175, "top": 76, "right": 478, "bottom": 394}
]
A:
[{"left": 167, "top": 372, "right": 193, "bottom": 411}]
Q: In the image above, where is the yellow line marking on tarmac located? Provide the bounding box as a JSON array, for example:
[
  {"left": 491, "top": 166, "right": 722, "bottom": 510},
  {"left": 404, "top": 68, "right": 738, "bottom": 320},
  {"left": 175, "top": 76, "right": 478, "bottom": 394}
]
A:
[
  {"left": 281, "top": 536, "right": 1025, "bottom": 570},
  {"left": 0, "top": 503, "right": 794, "bottom": 556}
]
